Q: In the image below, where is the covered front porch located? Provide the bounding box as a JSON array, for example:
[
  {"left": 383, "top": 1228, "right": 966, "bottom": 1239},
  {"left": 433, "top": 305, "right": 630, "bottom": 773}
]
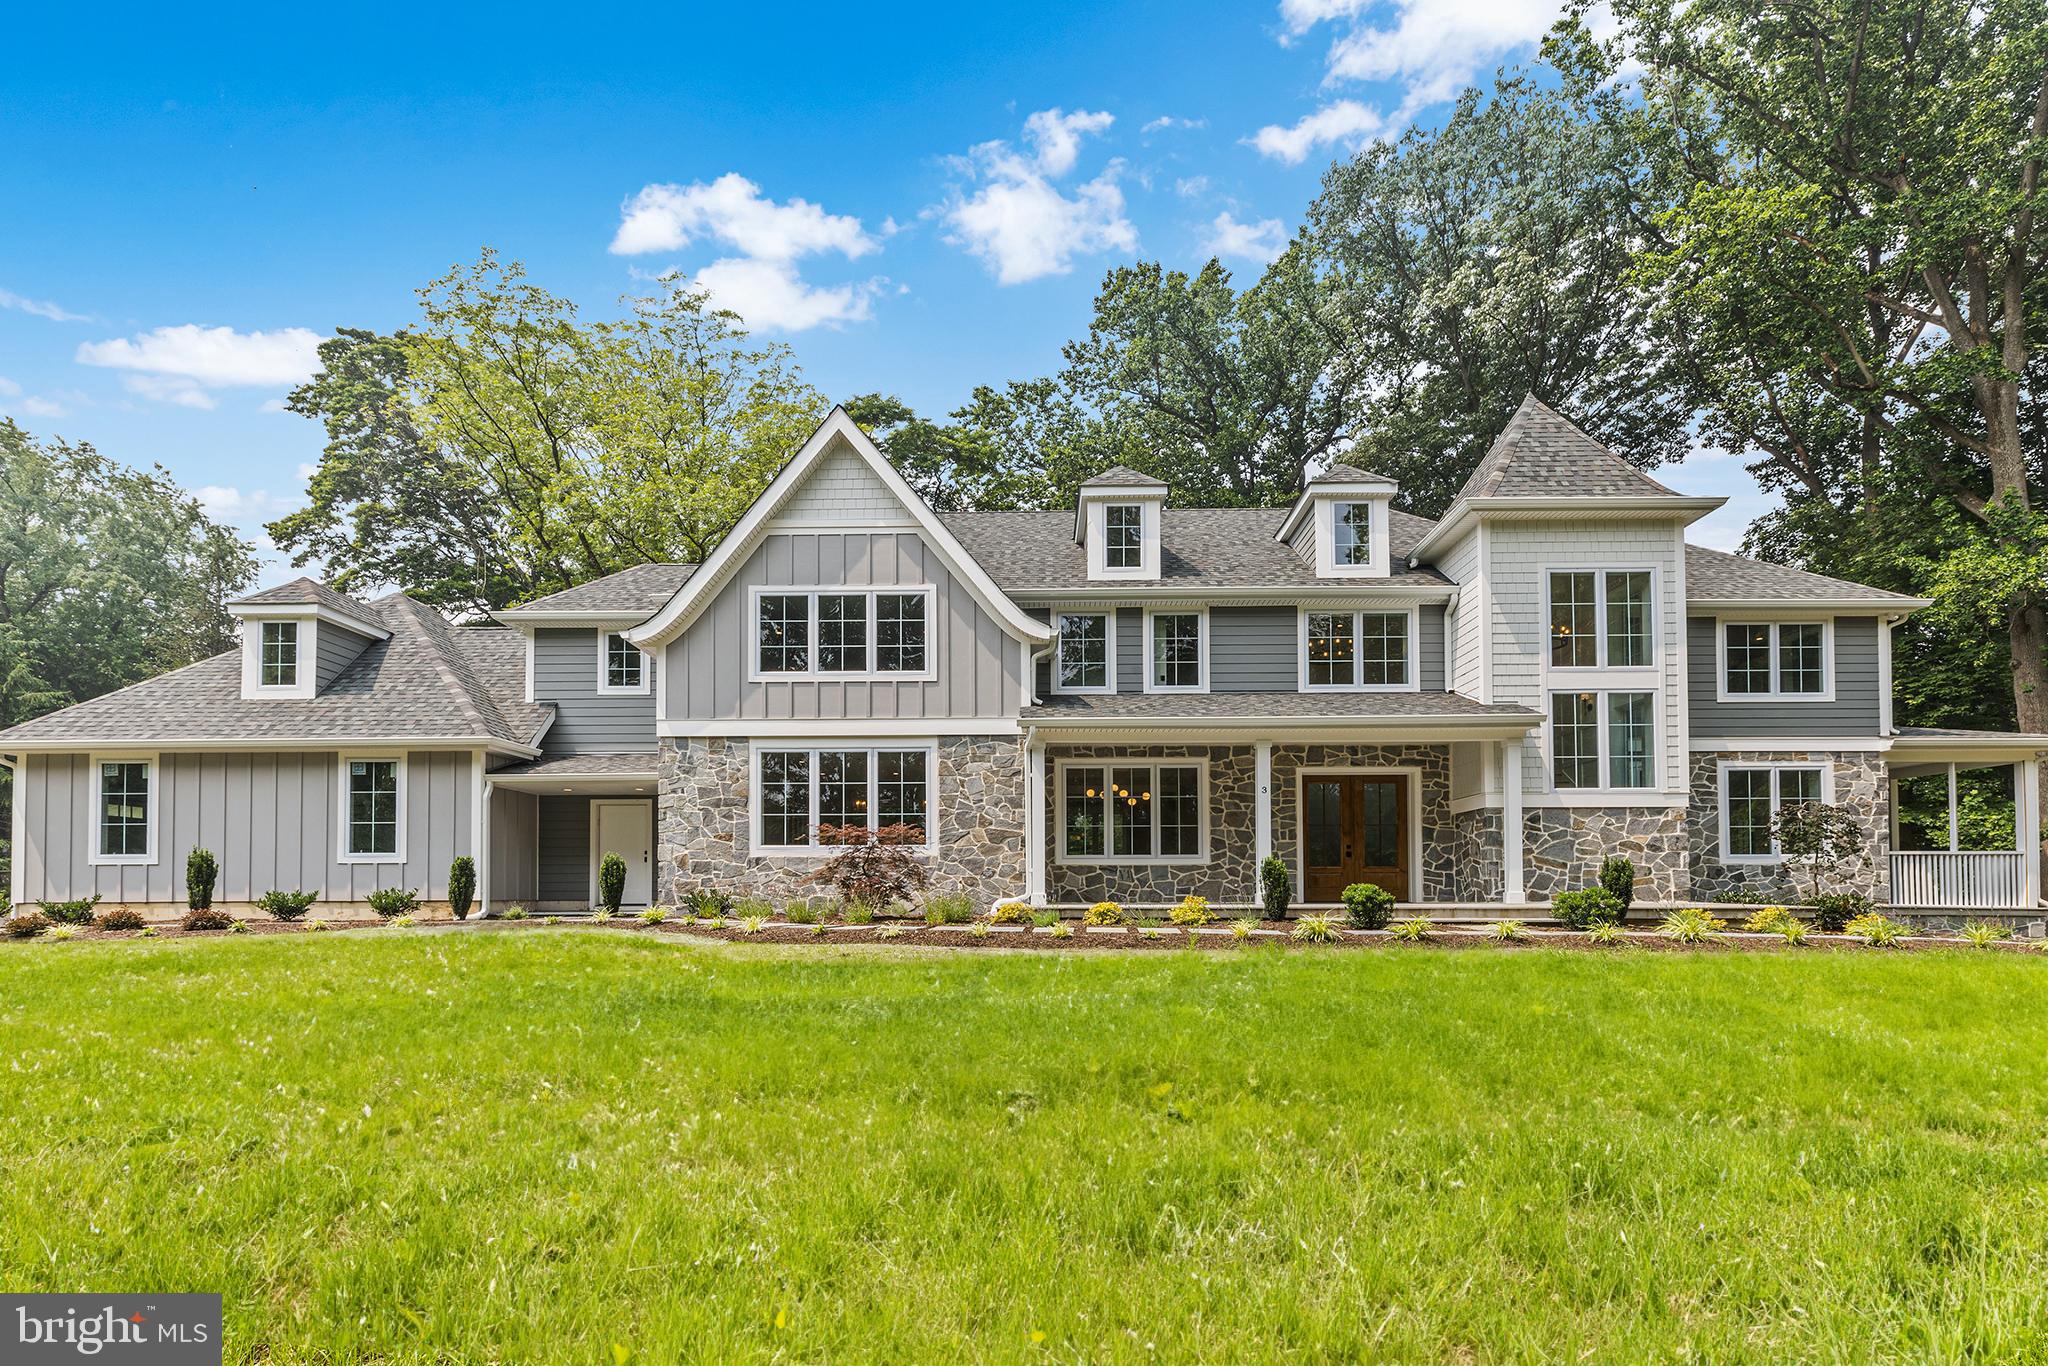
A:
[
  {"left": 1886, "top": 729, "right": 2046, "bottom": 912},
  {"left": 482, "top": 755, "right": 660, "bottom": 913}
]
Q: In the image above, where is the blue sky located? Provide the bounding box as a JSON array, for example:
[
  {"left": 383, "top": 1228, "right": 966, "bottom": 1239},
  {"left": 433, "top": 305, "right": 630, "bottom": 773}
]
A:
[{"left": 0, "top": 0, "right": 1764, "bottom": 584}]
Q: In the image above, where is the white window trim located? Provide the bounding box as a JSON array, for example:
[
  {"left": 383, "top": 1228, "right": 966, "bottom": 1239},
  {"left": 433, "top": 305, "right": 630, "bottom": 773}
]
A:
[
  {"left": 1295, "top": 605, "right": 1420, "bottom": 693},
  {"left": 1314, "top": 496, "right": 1392, "bottom": 578},
  {"left": 1714, "top": 617, "right": 1836, "bottom": 703},
  {"left": 1141, "top": 606, "right": 1209, "bottom": 694},
  {"left": 745, "top": 585, "right": 940, "bottom": 684},
  {"left": 87, "top": 752, "right": 159, "bottom": 867},
  {"left": 241, "top": 617, "right": 318, "bottom": 699},
  {"left": 1543, "top": 567, "right": 1660, "bottom": 672},
  {"left": 337, "top": 752, "right": 407, "bottom": 865},
  {"left": 258, "top": 620, "right": 302, "bottom": 690},
  {"left": 1053, "top": 757, "right": 1210, "bottom": 865},
  {"left": 595, "top": 628, "right": 653, "bottom": 696},
  {"left": 1082, "top": 495, "right": 1162, "bottom": 581},
  {"left": 1545, "top": 688, "right": 1660, "bottom": 793},
  {"left": 1291, "top": 764, "right": 1425, "bottom": 901},
  {"left": 1715, "top": 759, "right": 1834, "bottom": 863},
  {"left": 1050, "top": 607, "right": 1117, "bottom": 695},
  {"left": 748, "top": 740, "right": 939, "bottom": 857}
]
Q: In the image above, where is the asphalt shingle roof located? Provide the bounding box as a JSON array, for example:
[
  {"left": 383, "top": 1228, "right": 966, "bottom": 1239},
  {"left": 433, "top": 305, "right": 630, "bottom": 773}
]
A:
[
  {"left": 507, "top": 563, "right": 698, "bottom": 616},
  {"left": 489, "top": 753, "right": 660, "bottom": 778},
  {"left": 941, "top": 506, "right": 1446, "bottom": 590},
  {"left": 1078, "top": 465, "right": 1168, "bottom": 488},
  {"left": 1023, "top": 691, "right": 1541, "bottom": 721},
  {"left": 1454, "top": 394, "right": 1679, "bottom": 501},
  {"left": 1684, "top": 544, "right": 1922, "bottom": 603},
  {"left": 231, "top": 576, "right": 387, "bottom": 635},
  {"left": 1312, "top": 462, "right": 1394, "bottom": 484}
]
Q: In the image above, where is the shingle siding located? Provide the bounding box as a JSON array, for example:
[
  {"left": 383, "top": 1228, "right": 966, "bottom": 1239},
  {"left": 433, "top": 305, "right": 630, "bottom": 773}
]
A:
[{"left": 777, "top": 447, "right": 907, "bottom": 523}]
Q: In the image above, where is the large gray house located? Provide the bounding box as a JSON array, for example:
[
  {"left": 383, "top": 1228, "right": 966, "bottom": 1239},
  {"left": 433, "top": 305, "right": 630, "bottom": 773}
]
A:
[{"left": 4, "top": 397, "right": 2042, "bottom": 919}]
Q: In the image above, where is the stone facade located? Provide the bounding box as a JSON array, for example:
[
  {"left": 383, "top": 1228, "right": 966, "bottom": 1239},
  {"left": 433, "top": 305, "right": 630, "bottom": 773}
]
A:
[
  {"left": 657, "top": 735, "right": 1026, "bottom": 905},
  {"left": 1449, "top": 809, "right": 1505, "bottom": 902},
  {"left": 1044, "top": 744, "right": 1257, "bottom": 905},
  {"left": 1269, "top": 743, "right": 1455, "bottom": 903},
  {"left": 1686, "top": 750, "right": 1891, "bottom": 903},
  {"left": 1523, "top": 805, "right": 1689, "bottom": 900}
]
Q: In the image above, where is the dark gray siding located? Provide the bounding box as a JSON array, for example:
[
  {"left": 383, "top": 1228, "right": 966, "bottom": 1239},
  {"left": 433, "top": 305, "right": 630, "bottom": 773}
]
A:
[
  {"left": 1687, "top": 615, "right": 1884, "bottom": 738},
  {"left": 316, "top": 625, "right": 377, "bottom": 690},
  {"left": 537, "top": 795, "right": 590, "bottom": 903},
  {"left": 534, "top": 628, "right": 657, "bottom": 756},
  {"left": 488, "top": 787, "right": 538, "bottom": 910}
]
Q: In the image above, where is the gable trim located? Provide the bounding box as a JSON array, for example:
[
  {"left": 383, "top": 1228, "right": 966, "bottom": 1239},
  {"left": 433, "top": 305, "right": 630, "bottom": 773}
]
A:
[{"left": 626, "top": 407, "right": 1052, "bottom": 651}]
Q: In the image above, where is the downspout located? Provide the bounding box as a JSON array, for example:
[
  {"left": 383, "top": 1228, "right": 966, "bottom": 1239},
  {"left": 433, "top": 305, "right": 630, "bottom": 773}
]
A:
[{"left": 0, "top": 754, "right": 16, "bottom": 914}]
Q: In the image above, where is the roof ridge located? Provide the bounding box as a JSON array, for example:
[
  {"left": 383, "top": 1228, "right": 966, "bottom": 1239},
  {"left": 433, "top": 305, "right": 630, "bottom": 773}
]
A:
[{"left": 375, "top": 596, "right": 511, "bottom": 741}]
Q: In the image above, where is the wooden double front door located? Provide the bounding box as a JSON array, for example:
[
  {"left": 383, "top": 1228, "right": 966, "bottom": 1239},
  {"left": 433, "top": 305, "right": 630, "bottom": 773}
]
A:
[{"left": 1302, "top": 774, "right": 1409, "bottom": 903}]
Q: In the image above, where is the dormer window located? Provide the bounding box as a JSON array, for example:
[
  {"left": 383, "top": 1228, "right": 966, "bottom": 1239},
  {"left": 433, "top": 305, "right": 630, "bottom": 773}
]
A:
[
  {"left": 1104, "top": 506, "right": 1144, "bottom": 569},
  {"left": 260, "top": 622, "right": 299, "bottom": 687},
  {"left": 1332, "top": 503, "right": 1372, "bottom": 566},
  {"left": 1277, "top": 468, "right": 1398, "bottom": 578},
  {"left": 1076, "top": 470, "right": 1167, "bottom": 581}
]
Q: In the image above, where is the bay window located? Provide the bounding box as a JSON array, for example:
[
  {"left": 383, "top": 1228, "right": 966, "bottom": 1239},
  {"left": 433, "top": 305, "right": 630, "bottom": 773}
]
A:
[
  {"left": 1303, "top": 610, "right": 1410, "bottom": 689},
  {"left": 1550, "top": 690, "right": 1656, "bottom": 790},
  {"left": 1548, "top": 570, "right": 1654, "bottom": 668},
  {"left": 1721, "top": 764, "right": 1826, "bottom": 859},
  {"left": 754, "top": 589, "right": 932, "bottom": 678},
  {"left": 754, "top": 746, "right": 933, "bottom": 851},
  {"left": 1721, "top": 622, "right": 1828, "bottom": 698},
  {"left": 1060, "top": 762, "right": 1204, "bottom": 861}
]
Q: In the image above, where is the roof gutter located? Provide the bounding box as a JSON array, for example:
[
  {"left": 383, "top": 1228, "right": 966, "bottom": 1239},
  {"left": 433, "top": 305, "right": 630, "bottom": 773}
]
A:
[
  {"left": 1006, "top": 584, "right": 1455, "bottom": 605},
  {"left": 0, "top": 736, "right": 545, "bottom": 758},
  {"left": 1022, "top": 713, "right": 1540, "bottom": 736},
  {"left": 1691, "top": 597, "right": 1933, "bottom": 614}
]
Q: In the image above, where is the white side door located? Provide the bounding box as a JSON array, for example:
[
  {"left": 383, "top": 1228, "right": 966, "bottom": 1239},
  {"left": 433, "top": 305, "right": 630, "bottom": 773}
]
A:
[{"left": 591, "top": 800, "right": 654, "bottom": 907}]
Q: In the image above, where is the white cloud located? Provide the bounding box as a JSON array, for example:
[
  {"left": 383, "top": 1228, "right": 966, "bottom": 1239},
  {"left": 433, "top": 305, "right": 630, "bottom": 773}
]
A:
[
  {"left": 296, "top": 463, "right": 320, "bottom": 480},
  {"left": 691, "top": 259, "right": 880, "bottom": 332},
  {"left": 0, "top": 376, "right": 18, "bottom": 397},
  {"left": 15, "top": 395, "right": 67, "bottom": 418},
  {"left": 194, "top": 485, "right": 307, "bottom": 520},
  {"left": 1248, "top": 99, "right": 1389, "bottom": 163},
  {"left": 1322, "top": 0, "right": 1564, "bottom": 103},
  {"left": 942, "top": 110, "right": 1137, "bottom": 285},
  {"left": 0, "top": 287, "right": 88, "bottom": 323},
  {"left": 1175, "top": 175, "right": 1212, "bottom": 198},
  {"left": 1203, "top": 212, "right": 1290, "bottom": 263},
  {"left": 1278, "top": 0, "right": 1373, "bottom": 37},
  {"left": 1141, "top": 115, "right": 1208, "bottom": 134},
  {"left": 76, "top": 324, "right": 323, "bottom": 409}
]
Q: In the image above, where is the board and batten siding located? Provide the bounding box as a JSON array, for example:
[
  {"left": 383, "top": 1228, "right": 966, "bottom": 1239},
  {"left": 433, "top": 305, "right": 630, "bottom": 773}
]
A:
[
  {"left": 1687, "top": 615, "right": 1884, "bottom": 738},
  {"left": 1032, "top": 603, "right": 1447, "bottom": 694},
  {"left": 487, "top": 786, "right": 539, "bottom": 909},
  {"left": 533, "top": 627, "right": 658, "bottom": 755},
  {"left": 662, "top": 531, "right": 1025, "bottom": 722},
  {"left": 17, "top": 749, "right": 475, "bottom": 906}
]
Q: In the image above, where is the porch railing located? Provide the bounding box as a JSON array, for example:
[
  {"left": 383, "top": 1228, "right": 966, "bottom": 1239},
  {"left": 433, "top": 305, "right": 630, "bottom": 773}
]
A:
[{"left": 1888, "top": 851, "right": 2028, "bottom": 909}]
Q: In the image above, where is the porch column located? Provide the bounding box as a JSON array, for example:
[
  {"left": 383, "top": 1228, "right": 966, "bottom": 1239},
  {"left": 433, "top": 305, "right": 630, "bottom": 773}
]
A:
[
  {"left": 479, "top": 778, "right": 493, "bottom": 917},
  {"left": 2020, "top": 759, "right": 2041, "bottom": 906},
  {"left": 1254, "top": 740, "right": 1273, "bottom": 887},
  {"left": 1024, "top": 738, "right": 1047, "bottom": 906},
  {"left": 1501, "top": 738, "right": 1525, "bottom": 904},
  {"left": 1946, "top": 762, "right": 1960, "bottom": 852}
]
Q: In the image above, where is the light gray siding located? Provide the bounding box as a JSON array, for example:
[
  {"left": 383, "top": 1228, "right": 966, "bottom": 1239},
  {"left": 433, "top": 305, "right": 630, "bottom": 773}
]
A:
[
  {"left": 534, "top": 628, "right": 657, "bottom": 755},
  {"left": 315, "top": 624, "right": 378, "bottom": 690},
  {"left": 1032, "top": 602, "right": 1448, "bottom": 694},
  {"left": 538, "top": 795, "right": 590, "bottom": 902},
  {"left": 662, "top": 531, "right": 1026, "bottom": 722},
  {"left": 488, "top": 786, "right": 538, "bottom": 910},
  {"left": 1418, "top": 605, "right": 1445, "bottom": 692},
  {"left": 18, "top": 749, "right": 474, "bottom": 907},
  {"left": 1687, "top": 615, "right": 1884, "bottom": 738}
]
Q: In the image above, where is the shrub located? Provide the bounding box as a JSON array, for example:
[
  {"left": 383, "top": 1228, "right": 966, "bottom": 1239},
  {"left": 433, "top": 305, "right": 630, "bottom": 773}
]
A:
[
  {"left": 740, "top": 915, "right": 766, "bottom": 934},
  {"left": 924, "top": 893, "right": 974, "bottom": 925},
  {"left": 704, "top": 916, "right": 726, "bottom": 930},
  {"left": 37, "top": 896, "right": 100, "bottom": 926},
  {"left": 1552, "top": 888, "right": 1625, "bottom": 931},
  {"left": 1230, "top": 917, "right": 1259, "bottom": 942},
  {"left": 1597, "top": 855, "right": 1635, "bottom": 912},
  {"left": 1658, "top": 907, "right": 1726, "bottom": 943},
  {"left": 786, "top": 899, "right": 820, "bottom": 925},
  {"left": 807, "top": 822, "right": 929, "bottom": 908},
  {"left": 1807, "top": 892, "right": 1871, "bottom": 934},
  {"left": 257, "top": 889, "right": 318, "bottom": 922},
  {"left": 596, "top": 852, "right": 627, "bottom": 913},
  {"left": 47, "top": 925, "right": 77, "bottom": 941},
  {"left": 391, "top": 914, "right": 416, "bottom": 928},
  {"left": 1032, "top": 910, "right": 1059, "bottom": 928},
  {"left": 305, "top": 919, "right": 328, "bottom": 933},
  {"left": 970, "top": 922, "right": 993, "bottom": 940},
  {"left": 687, "top": 888, "right": 733, "bottom": 919},
  {"left": 1291, "top": 914, "right": 1340, "bottom": 943},
  {"left": 181, "top": 907, "right": 234, "bottom": 932},
  {"left": 502, "top": 905, "right": 529, "bottom": 921},
  {"left": 1083, "top": 901, "right": 1128, "bottom": 927},
  {"left": 1959, "top": 921, "right": 2011, "bottom": 948},
  {"left": 1775, "top": 920, "right": 1809, "bottom": 946},
  {"left": 6, "top": 912, "right": 50, "bottom": 939},
  {"left": 1844, "top": 911, "right": 1909, "bottom": 947},
  {"left": 448, "top": 856, "right": 475, "bottom": 920},
  {"left": 1168, "top": 895, "right": 1213, "bottom": 927},
  {"left": 809, "top": 922, "right": 829, "bottom": 937},
  {"left": 542, "top": 915, "right": 560, "bottom": 926},
  {"left": 366, "top": 888, "right": 420, "bottom": 920},
  {"left": 95, "top": 908, "right": 146, "bottom": 932},
  {"left": 876, "top": 924, "right": 904, "bottom": 940},
  {"left": 1743, "top": 905, "right": 1798, "bottom": 934},
  {"left": 1049, "top": 922, "right": 1073, "bottom": 940},
  {"left": 185, "top": 848, "right": 218, "bottom": 910},
  {"left": 842, "top": 899, "right": 875, "bottom": 925},
  {"left": 1486, "top": 919, "right": 1527, "bottom": 941},
  {"left": 591, "top": 909, "right": 614, "bottom": 924},
  {"left": 987, "top": 900, "right": 1032, "bottom": 925},
  {"left": 733, "top": 896, "right": 774, "bottom": 919},
  {"left": 638, "top": 907, "right": 668, "bottom": 925},
  {"left": 1140, "top": 926, "right": 1161, "bottom": 941},
  {"left": 1775, "top": 801, "right": 1872, "bottom": 902},
  {"left": 1390, "top": 916, "right": 1434, "bottom": 942},
  {"left": 1587, "top": 920, "right": 1627, "bottom": 946},
  {"left": 1340, "top": 882, "right": 1395, "bottom": 930},
  {"left": 1259, "top": 855, "right": 1291, "bottom": 921}
]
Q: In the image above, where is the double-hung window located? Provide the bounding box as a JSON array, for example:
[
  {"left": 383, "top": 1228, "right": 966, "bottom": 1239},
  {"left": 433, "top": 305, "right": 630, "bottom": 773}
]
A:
[
  {"left": 342, "top": 757, "right": 401, "bottom": 860},
  {"left": 1104, "top": 505, "right": 1144, "bottom": 569},
  {"left": 93, "top": 758, "right": 154, "bottom": 863},
  {"left": 1304, "top": 610, "right": 1410, "bottom": 689},
  {"left": 1053, "top": 611, "right": 1113, "bottom": 692},
  {"left": 755, "top": 746, "right": 932, "bottom": 850},
  {"left": 754, "top": 589, "right": 931, "bottom": 678},
  {"left": 260, "top": 622, "right": 299, "bottom": 687},
  {"left": 1548, "top": 570, "right": 1653, "bottom": 668},
  {"left": 1147, "top": 611, "right": 1205, "bottom": 691},
  {"left": 1721, "top": 764, "right": 1826, "bottom": 859},
  {"left": 1550, "top": 690, "right": 1656, "bottom": 790},
  {"left": 1332, "top": 503, "right": 1371, "bottom": 566},
  {"left": 1060, "top": 762, "right": 1203, "bottom": 861},
  {"left": 1721, "top": 622, "right": 1828, "bottom": 698},
  {"left": 600, "top": 631, "right": 648, "bottom": 692}
]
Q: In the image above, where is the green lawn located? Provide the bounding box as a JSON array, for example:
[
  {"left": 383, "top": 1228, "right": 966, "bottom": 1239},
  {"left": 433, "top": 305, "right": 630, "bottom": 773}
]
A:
[{"left": 3, "top": 932, "right": 2046, "bottom": 1361}]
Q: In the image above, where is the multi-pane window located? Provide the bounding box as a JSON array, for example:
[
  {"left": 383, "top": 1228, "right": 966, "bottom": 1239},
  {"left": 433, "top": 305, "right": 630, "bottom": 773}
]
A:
[
  {"left": 756, "top": 590, "right": 930, "bottom": 677},
  {"left": 97, "top": 760, "right": 151, "bottom": 859},
  {"left": 1060, "top": 762, "right": 1203, "bottom": 860},
  {"left": 259, "top": 621, "right": 298, "bottom": 687},
  {"left": 1055, "top": 612, "right": 1111, "bottom": 691},
  {"left": 756, "top": 747, "right": 931, "bottom": 849},
  {"left": 1104, "top": 505, "right": 1144, "bottom": 569},
  {"left": 1549, "top": 570, "right": 1653, "bottom": 667},
  {"left": 1304, "top": 611, "right": 1408, "bottom": 688},
  {"left": 1150, "top": 612, "right": 1203, "bottom": 690},
  {"left": 603, "top": 632, "right": 644, "bottom": 690},
  {"left": 1723, "top": 622, "right": 1827, "bottom": 697},
  {"left": 1332, "top": 502, "right": 1371, "bottom": 566},
  {"left": 1550, "top": 690, "right": 1655, "bottom": 789},
  {"left": 345, "top": 759, "right": 399, "bottom": 857},
  {"left": 1723, "top": 765, "right": 1825, "bottom": 857}
]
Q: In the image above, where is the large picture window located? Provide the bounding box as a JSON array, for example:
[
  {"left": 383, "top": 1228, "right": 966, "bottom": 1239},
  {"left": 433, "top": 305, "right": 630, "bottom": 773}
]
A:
[
  {"left": 1721, "top": 622, "right": 1828, "bottom": 699},
  {"left": 1054, "top": 611, "right": 1113, "bottom": 692},
  {"left": 1549, "top": 690, "right": 1656, "bottom": 790},
  {"left": 1548, "top": 570, "right": 1654, "bottom": 668},
  {"left": 755, "top": 746, "right": 933, "bottom": 851},
  {"left": 754, "top": 589, "right": 932, "bottom": 678},
  {"left": 94, "top": 758, "right": 153, "bottom": 862},
  {"left": 343, "top": 758, "right": 401, "bottom": 859},
  {"left": 1060, "top": 762, "right": 1204, "bottom": 862},
  {"left": 259, "top": 621, "right": 299, "bottom": 688},
  {"left": 1148, "top": 611, "right": 1205, "bottom": 691},
  {"left": 1721, "top": 764, "right": 1826, "bottom": 859},
  {"left": 1303, "top": 610, "right": 1410, "bottom": 689}
]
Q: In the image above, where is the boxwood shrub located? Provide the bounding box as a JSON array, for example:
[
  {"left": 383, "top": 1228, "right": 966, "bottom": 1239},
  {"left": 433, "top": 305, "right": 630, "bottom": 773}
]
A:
[
  {"left": 1340, "top": 882, "right": 1395, "bottom": 930},
  {"left": 1552, "top": 887, "right": 1626, "bottom": 931}
]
